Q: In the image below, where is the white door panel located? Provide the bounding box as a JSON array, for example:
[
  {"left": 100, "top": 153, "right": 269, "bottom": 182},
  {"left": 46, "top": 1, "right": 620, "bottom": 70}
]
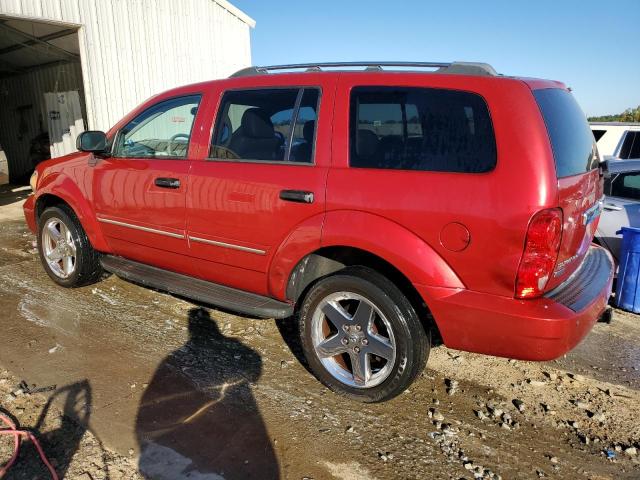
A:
[{"left": 598, "top": 197, "right": 640, "bottom": 261}]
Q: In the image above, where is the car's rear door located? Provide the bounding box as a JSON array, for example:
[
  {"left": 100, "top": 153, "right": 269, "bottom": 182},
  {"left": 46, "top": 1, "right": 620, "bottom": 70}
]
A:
[{"left": 93, "top": 94, "right": 203, "bottom": 273}]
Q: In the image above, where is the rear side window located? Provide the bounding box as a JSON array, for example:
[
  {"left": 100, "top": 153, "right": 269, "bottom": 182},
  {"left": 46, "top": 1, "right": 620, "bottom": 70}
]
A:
[
  {"left": 619, "top": 131, "right": 640, "bottom": 159},
  {"left": 611, "top": 172, "right": 640, "bottom": 201},
  {"left": 210, "top": 88, "right": 320, "bottom": 163},
  {"left": 534, "top": 89, "right": 597, "bottom": 178},
  {"left": 349, "top": 87, "right": 496, "bottom": 173}
]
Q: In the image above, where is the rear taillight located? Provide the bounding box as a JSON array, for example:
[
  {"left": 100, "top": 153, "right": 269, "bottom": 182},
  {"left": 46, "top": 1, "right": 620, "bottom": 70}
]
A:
[{"left": 515, "top": 208, "right": 563, "bottom": 299}]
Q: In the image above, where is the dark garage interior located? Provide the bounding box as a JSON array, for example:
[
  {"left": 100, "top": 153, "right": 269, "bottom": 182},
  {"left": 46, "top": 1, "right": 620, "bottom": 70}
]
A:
[{"left": 0, "top": 15, "right": 86, "bottom": 184}]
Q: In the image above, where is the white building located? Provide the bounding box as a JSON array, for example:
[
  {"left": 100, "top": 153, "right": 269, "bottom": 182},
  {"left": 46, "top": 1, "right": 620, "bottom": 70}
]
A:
[{"left": 0, "top": 0, "right": 254, "bottom": 182}]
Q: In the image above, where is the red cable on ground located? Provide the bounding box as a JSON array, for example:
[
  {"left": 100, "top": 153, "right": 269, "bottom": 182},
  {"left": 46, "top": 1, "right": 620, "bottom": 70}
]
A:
[{"left": 0, "top": 413, "right": 58, "bottom": 479}]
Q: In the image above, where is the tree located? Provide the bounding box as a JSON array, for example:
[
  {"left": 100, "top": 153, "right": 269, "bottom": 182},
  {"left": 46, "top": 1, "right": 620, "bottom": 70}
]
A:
[{"left": 588, "top": 106, "right": 640, "bottom": 122}]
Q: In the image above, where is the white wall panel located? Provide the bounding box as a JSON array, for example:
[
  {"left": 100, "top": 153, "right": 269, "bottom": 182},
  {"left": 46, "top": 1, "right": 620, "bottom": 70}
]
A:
[{"left": 0, "top": 0, "right": 253, "bottom": 135}]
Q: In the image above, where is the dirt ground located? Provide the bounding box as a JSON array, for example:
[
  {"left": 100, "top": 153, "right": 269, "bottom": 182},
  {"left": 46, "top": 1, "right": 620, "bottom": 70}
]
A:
[{"left": 0, "top": 184, "right": 639, "bottom": 480}]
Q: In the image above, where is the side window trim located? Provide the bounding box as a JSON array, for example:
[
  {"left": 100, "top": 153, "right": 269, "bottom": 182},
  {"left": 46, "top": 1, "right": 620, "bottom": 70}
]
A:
[
  {"left": 284, "top": 89, "right": 304, "bottom": 162},
  {"left": 208, "top": 86, "right": 321, "bottom": 166},
  {"left": 112, "top": 94, "right": 202, "bottom": 160},
  {"left": 614, "top": 130, "right": 640, "bottom": 160},
  {"left": 613, "top": 131, "right": 627, "bottom": 158},
  {"left": 630, "top": 131, "right": 640, "bottom": 159}
]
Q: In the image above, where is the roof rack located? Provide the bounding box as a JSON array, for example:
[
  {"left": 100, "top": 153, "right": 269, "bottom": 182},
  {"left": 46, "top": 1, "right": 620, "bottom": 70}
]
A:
[{"left": 230, "top": 61, "right": 498, "bottom": 78}]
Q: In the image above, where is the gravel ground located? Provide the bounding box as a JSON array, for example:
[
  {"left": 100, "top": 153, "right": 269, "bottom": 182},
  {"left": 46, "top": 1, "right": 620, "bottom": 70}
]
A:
[
  {"left": 0, "top": 185, "right": 639, "bottom": 479},
  {"left": 1, "top": 369, "right": 143, "bottom": 480}
]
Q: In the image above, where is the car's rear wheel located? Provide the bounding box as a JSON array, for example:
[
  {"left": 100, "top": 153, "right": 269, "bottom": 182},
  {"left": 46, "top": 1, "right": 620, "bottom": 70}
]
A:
[
  {"left": 37, "top": 205, "right": 103, "bottom": 287},
  {"left": 299, "top": 266, "right": 429, "bottom": 402}
]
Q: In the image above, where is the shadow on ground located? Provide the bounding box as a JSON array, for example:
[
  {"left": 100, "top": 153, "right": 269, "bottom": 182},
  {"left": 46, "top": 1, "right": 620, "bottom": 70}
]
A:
[
  {"left": 135, "top": 308, "right": 279, "bottom": 479},
  {"left": 0, "top": 184, "right": 30, "bottom": 208},
  {"left": 1, "top": 380, "right": 98, "bottom": 479}
]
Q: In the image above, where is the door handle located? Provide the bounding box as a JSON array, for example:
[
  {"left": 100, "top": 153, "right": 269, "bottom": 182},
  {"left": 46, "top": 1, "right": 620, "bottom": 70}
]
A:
[
  {"left": 603, "top": 203, "right": 622, "bottom": 211},
  {"left": 155, "top": 177, "right": 180, "bottom": 189},
  {"left": 279, "top": 190, "right": 314, "bottom": 204}
]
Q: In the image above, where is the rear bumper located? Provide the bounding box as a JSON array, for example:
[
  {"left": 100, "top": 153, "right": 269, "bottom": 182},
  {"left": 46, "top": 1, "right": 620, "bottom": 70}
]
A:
[
  {"left": 23, "top": 195, "right": 36, "bottom": 233},
  {"left": 419, "top": 245, "right": 613, "bottom": 361}
]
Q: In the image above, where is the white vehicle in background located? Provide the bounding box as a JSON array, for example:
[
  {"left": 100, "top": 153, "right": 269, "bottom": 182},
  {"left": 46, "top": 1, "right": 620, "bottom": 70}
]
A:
[
  {"left": 597, "top": 159, "right": 640, "bottom": 262},
  {"left": 590, "top": 122, "right": 640, "bottom": 160}
]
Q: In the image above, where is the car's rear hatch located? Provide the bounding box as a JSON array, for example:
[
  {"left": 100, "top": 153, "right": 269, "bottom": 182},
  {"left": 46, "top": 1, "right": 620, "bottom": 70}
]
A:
[{"left": 533, "top": 88, "right": 603, "bottom": 290}]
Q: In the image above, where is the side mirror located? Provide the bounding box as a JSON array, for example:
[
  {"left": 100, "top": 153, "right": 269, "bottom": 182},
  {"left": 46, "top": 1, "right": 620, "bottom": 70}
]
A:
[{"left": 77, "top": 130, "right": 108, "bottom": 153}]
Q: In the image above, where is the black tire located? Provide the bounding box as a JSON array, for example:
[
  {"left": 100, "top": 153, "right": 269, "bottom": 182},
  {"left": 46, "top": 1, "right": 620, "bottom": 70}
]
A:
[
  {"left": 298, "top": 266, "right": 430, "bottom": 402},
  {"left": 37, "top": 205, "right": 103, "bottom": 287}
]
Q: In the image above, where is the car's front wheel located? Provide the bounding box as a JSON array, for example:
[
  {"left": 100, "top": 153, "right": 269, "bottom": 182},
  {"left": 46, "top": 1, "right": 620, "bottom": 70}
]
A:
[
  {"left": 37, "top": 205, "right": 103, "bottom": 287},
  {"left": 298, "top": 266, "right": 430, "bottom": 402}
]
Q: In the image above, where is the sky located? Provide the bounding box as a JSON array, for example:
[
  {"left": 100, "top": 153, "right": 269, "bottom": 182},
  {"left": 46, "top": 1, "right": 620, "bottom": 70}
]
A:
[{"left": 231, "top": 0, "right": 640, "bottom": 117}]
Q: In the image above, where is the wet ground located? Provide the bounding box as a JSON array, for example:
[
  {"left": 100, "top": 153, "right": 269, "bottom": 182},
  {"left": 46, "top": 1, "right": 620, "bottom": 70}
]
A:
[{"left": 0, "top": 185, "right": 639, "bottom": 479}]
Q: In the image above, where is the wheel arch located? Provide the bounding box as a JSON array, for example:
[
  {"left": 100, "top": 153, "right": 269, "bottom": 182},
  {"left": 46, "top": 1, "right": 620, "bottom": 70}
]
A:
[
  {"left": 285, "top": 246, "right": 444, "bottom": 342},
  {"left": 272, "top": 210, "right": 466, "bottom": 342},
  {"left": 35, "top": 177, "right": 110, "bottom": 252},
  {"left": 270, "top": 210, "right": 464, "bottom": 299}
]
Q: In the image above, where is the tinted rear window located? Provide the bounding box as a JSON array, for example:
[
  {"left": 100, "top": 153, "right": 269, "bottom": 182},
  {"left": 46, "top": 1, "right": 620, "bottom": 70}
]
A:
[
  {"left": 350, "top": 87, "right": 496, "bottom": 173},
  {"left": 534, "top": 89, "right": 597, "bottom": 178}
]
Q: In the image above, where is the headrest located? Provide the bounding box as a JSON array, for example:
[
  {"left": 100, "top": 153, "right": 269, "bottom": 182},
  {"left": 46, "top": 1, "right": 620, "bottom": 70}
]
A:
[
  {"left": 303, "top": 120, "right": 315, "bottom": 143},
  {"left": 356, "top": 129, "right": 378, "bottom": 158},
  {"left": 241, "top": 108, "right": 274, "bottom": 138}
]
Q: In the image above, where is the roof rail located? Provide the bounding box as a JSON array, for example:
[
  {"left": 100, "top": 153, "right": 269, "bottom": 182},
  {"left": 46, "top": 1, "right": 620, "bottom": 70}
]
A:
[{"left": 229, "top": 61, "right": 498, "bottom": 78}]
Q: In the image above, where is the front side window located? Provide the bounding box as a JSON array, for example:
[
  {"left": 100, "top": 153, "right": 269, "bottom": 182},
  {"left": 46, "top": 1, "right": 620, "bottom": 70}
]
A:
[
  {"left": 349, "top": 87, "right": 496, "bottom": 172},
  {"left": 210, "top": 88, "right": 320, "bottom": 163},
  {"left": 113, "top": 95, "right": 201, "bottom": 159}
]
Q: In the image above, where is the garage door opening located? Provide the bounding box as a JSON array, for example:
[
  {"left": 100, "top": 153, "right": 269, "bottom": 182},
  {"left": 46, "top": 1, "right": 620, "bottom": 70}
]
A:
[{"left": 0, "top": 15, "right": 87, "bottom": 184}]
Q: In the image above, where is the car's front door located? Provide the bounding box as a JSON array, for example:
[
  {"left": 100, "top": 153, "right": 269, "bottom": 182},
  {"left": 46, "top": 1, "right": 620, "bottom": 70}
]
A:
[
  {"left": 186, "top": 80, "right": 336, "bottom": 296},
  {"left": 93, "top": 94, "right": 202, "bottom": 273}
]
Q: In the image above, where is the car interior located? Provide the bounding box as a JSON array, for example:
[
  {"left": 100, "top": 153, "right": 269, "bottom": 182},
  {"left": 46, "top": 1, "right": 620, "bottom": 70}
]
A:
[
  {"left": 115, "top": 100, "right": 200, "bottom": 159},
  {"left": 211, "top": 88, "right": 318, "bottom": 163}
]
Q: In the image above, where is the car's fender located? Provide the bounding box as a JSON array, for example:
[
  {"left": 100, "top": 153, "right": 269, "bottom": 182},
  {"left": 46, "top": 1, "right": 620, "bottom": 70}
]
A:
[
  {"left": 36, "top": 169, "right": 111, "bottom": 252},
  {"left": 267, "top": 213, "right": 325, "bottom": 299},
  {"left": 268, "top": 210, "right": 464, "bottom": 301}
]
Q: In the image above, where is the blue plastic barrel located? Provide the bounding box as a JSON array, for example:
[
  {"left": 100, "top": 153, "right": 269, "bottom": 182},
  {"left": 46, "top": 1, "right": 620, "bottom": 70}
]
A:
[{"left": 615, "top": 226, "right": 640, "bottom": 312}]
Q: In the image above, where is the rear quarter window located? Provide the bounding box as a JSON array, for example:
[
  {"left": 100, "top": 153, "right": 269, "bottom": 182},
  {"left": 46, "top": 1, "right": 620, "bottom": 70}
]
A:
[
  {"left": 591, "top": 129, "right": 606, "bottom": 142},
  {"left": 349, "top": 87, "right": 496, "bottom": 173},
  {"left": 611, "top": 172, "right": 640, "bottom": 201},
  {"left": 534, "top": 89, "right": 597, "bottom": 178}
]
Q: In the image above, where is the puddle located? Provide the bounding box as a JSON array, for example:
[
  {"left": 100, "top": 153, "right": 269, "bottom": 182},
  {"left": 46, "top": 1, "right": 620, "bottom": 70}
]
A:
[{"left": 18, "top": 294, "right": 81, "bottom": 335}]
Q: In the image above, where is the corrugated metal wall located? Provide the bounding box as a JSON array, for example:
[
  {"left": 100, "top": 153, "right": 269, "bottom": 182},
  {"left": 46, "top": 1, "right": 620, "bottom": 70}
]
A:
[
  {"left": 0, "top": 0, "right": 253, "bottom": 177},
  {"left": 0, "top": 61, "right": 84, "bottom": 177}
]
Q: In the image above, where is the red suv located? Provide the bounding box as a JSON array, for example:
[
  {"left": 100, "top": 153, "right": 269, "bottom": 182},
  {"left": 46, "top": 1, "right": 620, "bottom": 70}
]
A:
[{"left": 24, "top": 62, "right": 613, "bottom": 402}]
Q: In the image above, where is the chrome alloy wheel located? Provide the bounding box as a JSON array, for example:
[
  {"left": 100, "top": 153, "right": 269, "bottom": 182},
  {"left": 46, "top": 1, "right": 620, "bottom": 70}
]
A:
[
  {"left": 311, "top": 292, "right": 397, "bottom": 388},
  {"left": 41, "top": 217, "right": 77, "bottom": 279}
]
